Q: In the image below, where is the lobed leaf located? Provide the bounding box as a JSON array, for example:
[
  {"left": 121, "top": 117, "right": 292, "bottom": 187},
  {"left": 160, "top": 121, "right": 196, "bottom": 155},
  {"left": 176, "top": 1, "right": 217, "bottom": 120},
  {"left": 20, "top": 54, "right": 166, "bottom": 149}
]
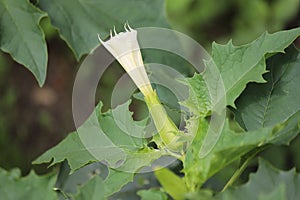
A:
[
  {"left": 0, "top": 168, "right": 57, "bottom": 200},
  {"left": 33, "top": 100, "right": 167, "bottom": 198},
  {"left": 33, "top": 101, "right": 165, "bottom": 172},
  {"left": 212, "top": 27, "right": 300, "bottom": 107}
]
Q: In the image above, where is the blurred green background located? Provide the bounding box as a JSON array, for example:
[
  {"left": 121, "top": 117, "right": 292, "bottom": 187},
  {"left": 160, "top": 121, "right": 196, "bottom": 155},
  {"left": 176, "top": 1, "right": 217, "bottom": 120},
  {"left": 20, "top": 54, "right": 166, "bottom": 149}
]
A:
[{"left": 0, "top": 0, "right": 299, "bottom": 180}]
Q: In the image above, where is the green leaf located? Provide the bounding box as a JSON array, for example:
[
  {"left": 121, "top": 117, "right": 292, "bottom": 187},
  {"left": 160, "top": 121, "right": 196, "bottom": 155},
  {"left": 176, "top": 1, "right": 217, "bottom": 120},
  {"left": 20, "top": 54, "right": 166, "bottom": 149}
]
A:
[
  {"left": 33, "top": 101, "right": 165, "bottom": 172},
  {"left": 33, "top": 99, "right": 166, "bottom": 197},
  {"left": 137, "top": 188, "right": 168, "bottom": 200},
  {"left": 235, "top": 46, "right": 300, "bottom": 132},
  {"left": 183, "top": 119, "right": 274, "bottom": 190},
  {"left": 0, "top": 0, "right": 47, "bottom": 86},
  {"left": 38, "top": 0, "right": 169, "bottom": 60},
  {"left": 73, "top": 176, "right": 105, "bottom": 200},
  {"left": 212, "top": 28, "right": 300, "bottom": 107},
  {"left": 217, "top": 158, "right": 300, "bottom": 200},
  {"left": 154, "top": 167, "right": 188, "bottom": 200},
  {"left": 0, "top": 168, "right": 57, "bottom": 200}
]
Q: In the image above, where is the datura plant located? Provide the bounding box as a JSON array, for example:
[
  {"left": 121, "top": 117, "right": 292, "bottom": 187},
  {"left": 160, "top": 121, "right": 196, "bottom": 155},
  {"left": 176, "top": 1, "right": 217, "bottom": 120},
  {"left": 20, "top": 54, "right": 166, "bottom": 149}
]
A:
[
  {"left": 98, "top": 23, "right": 183, "bottom": 152},
  {"left": 1, "top": 0, "right": 300, "bottom": 199},
  {"left": 29, "top": 23, "right": 300, "bottom": 199}
]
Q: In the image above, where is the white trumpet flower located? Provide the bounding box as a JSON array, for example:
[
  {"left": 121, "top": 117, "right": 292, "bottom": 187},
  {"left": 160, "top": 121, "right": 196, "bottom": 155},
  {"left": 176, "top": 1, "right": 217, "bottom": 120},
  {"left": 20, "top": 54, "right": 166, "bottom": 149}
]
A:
[
  {"left": 98, "top": 24, "right": 182, "bottom": 151},
  {"left": 98, "top": 24, "right": 153, "bottom": 97}
]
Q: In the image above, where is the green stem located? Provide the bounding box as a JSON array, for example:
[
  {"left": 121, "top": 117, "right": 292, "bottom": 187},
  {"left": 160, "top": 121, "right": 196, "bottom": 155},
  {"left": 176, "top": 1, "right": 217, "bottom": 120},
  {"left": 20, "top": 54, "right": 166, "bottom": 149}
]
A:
[{"left": 221, "top": 154, "right": 256, "bottom": 192}]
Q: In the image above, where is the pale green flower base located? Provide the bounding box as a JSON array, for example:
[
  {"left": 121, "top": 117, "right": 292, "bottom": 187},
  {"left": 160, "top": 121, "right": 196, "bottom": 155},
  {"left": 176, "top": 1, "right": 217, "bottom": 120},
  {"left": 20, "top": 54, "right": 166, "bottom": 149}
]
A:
[{"left": 144, "top": 90, "right": 182, "bottom": 152}]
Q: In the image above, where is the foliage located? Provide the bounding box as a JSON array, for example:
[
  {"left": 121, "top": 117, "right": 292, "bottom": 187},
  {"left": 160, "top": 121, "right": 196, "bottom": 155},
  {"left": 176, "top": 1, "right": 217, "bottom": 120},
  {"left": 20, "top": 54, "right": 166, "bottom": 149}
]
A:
[
  {"left": 0, "top": 0, "right": 299, "bottom": 199},
  {"left": 235, "top": 45, "right": 300, "bottom": 132},
  {"left": 154, "top": 167, "right": 188, "bottom": 199},
  {"left": 72, "top": 175, "right": 105, "bottom": 200},
  {"left": 0, "top": 0, "right": 168, "bottom": 86},
  {"left": 216, "top": 159, "right": 300, "bottom": 200},
  {"left": 33, "top": 101, "right": 165, "bottom": 172},
  {"left": 33, "top": 28, "right": 300, "bottom": 199},
  {"left": 38, "top": 0, "right": 169, "bottom": 60},
  {"left": 137, "top": 189, "right": 168, "bottom": 200},
  {"left": 0, "top": 0, "right": 47, "bottom": 86},
  {"left": 0, "top": 168, "right": 57, "bottom": 200},
  {"left": 211, "top": 28, "right": 300, "bottom": 107}
]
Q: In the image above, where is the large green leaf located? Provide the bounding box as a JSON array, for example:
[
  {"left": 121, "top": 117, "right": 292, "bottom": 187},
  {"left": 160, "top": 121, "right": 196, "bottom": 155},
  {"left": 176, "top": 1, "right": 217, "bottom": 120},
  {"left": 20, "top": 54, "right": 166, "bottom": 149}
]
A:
[
  {"left": 217, "top": 158, "right": 300, "bottom": 200},
  {"left": 0, "top": 0, "right": 47, "bottom": 86},
  {"left": 33, "top": 101, "right": 164, "bottom": 172},
  {"left": 212, "top": 27, "right": 300, "bottom": 107},
  {"left": 38, "top": 0, "right": 169, "bottom": 60},
  {"left": 0, "top": 168, "right": 57, "bottom": 200},
  {"left": 235, "top": 46, "right": 300, "bottom": 132}
]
